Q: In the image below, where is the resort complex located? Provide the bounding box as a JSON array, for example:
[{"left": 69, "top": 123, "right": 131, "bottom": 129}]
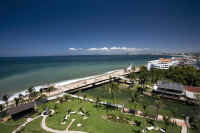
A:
[
  {"left": 1, "top": 0, "right": 200, "bottom": 132},
  {"left": 0, "top": 56, "right": 200, "bottom": 133},
  {"left": 147, "top": 56, "right": 198, "bottom": 71},
  {"left": 147, "top": 58, "right": 179, "bottom": 70}
]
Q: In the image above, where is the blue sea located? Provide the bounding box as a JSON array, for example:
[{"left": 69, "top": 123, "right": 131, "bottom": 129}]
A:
[{"left": 0, "top": 55, "right": 168, "bottom": 95}]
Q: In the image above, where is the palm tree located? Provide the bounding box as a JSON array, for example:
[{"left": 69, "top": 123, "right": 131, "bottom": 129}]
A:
[
  {"left": 163, "top": 116, "right": 170, "bottom": 132},
  {"left": 27, "top": 87, "right": 36, "bottom": 101},
  {"left": 14, "top": 97, "right": 20, "bottom": 107},
  {"left": 129, "top": 92, "right": 138, "bottom": 109},
  {"left": 142, "top": 104, "right": 147, "bottom": 116},
  {"left": 2, "top": 94, "right": 9, "bottom": 107},
  {"left": 58, "top": 97, "right": 64, "bottom": 103},
  {"left": 105, "top": 80, "right": 119, "bottom": 104},
  {"left": 39, "top": 89, "right": 43, "bottom": 96},
  {"left": 28, "top": 87, "right": 34, "bottom": 94},
  {"left": 154, "top": 95, "right": 163, "bottom": 120},
  {"left": 83, "top": 94, "right": 87, "bottom": 101},
  {"left": 0, "top": 104, "right": 4, "bottom": 112},
  {"left": 129, "top": 66, "right": 136, "bottom": 86},
  {"left": 195, "top": 93, "right": 200, "bottom": 106},
  {"left": 47, "top": 86, "right": 55, "bottom": 95},
  {"left": 95, "top": 97, "right": 101, "bottom": 108},
  {"left": 64, "top": 94, "right": 70, "bottom": 101},
  {"left": 18, "top": 94, "right": 24, "bottom": 104},
  {"left": 142, "top": 104, "right": 147, "bottom": 133},
  {"left": 138, "top": 66, "right": 149, "bottom": 92}
]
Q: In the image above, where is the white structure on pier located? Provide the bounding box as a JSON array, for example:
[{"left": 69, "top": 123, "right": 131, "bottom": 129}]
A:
[
  {"left": 147, "top": 58, "right": 179, "bottom": 71},
  {"left": 126, "top": 64, "right": 132, "bottom": 72}
]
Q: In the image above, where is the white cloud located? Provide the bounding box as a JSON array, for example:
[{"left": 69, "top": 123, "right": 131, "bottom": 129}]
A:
[
  {"left": 100, "top": 47, "right": 109, "bottom": 51},
  {"left": 68, "top": 48, "right": 77, "bottom": 51},
  {"left": 110, "top": 47, "right": 121, "bottom": 50},
  {"left": 87, "top": 47, "right": 109, "bottom": 51},
  {"left": 68, "top": 46, "right": 151, "bottom": 55},
  {"left": 110, "top": 47, "right": 144, "bottom": 51},
  {"left": 68, "top": 48, "right": 84, "bottom": 51},
  {"left": 88, "top": 48, "right": 98, "bottom": 51}
]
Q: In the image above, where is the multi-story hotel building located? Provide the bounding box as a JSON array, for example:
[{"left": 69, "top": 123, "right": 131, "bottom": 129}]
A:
[{"left": 147, "top": 58, "right": 179, "bottom": 71}]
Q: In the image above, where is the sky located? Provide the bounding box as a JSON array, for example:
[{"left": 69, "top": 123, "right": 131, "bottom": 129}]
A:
[{"left": 0, "top": 0, "right": 200, "bottom": 56}]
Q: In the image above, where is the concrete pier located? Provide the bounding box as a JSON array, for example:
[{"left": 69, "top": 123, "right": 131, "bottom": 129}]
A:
[{"left": 50, "top": 69, "right": 130, "bottom": 96}]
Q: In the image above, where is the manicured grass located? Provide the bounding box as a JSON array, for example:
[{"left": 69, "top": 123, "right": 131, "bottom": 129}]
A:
[
  {"left": 79, "top": 84, "right": 198, "bottom": 119},
  {"left": 0, "top": 118, "right": 25, "bottom": 133},
  {"left": 21, "top": 117, "right": 48, "bottom": 133},
  {"left": 45, "top": 99, "right": 137, "bottom": 132},
  {"left": 0, "top": 98, "right": 182, "bottom": 133},
  {"left": 44, "top": 99, "right": 181, "bottom": 133}
]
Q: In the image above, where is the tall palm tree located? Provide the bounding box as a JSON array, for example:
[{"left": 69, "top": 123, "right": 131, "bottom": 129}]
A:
[
  {"left": 47, "top": 86, "right": 55, "bottom": 95},
  {"left": 142, "top": 104, "right": 147, "bottom": 132},
  {"left": 138, "top": 66, "right": 149, "bottom": 92},
  {"left": 105, "top": 80, "right": 119, "bottom": 104},
  {"left": 18, "top": 93, "right": 26, "bottom": 104},
  {"left": 64, "top": 94, "right": 70, "bottom": 101},
  {"left": 95, "top": 97, "right": 101, "bottom": 108},
  {"left": 129, "top": 66, "right": 136, "bottom": 85},
  {"left": 14, "top": 97, "right": 20, "bottom": 107},
  {"left": 27, "top": 87, "right": 36, "bottom": 101},
  {"left": 163, "top": 116, "right": 170, "bottom": 132},
  {"left": 2, "top": 94, "right": 9, "bottom": 107},
  {"left": 83, "top": 94, "right": 87, "bottom": 101},
  {"left": 39, "top": 89, "right": 43, "bottom": 96},
  {"left": 129, "top": 92, "right": 138, "bottom": 109},
  {"left": 195, "top": 93, "right": 200, "bottom": 106},
  {"left": 28, "top": 87, "right": 34, "bottom": 94},
  {"left": 155, "top": 96, "right": 163, "bottom": 120},
  {"left": 0, "top": 104, "right": 4, "bottom": 112}
]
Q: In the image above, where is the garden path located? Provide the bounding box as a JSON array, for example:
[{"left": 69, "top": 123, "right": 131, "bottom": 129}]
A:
[
  {"left": 12, "top": 115, "right": 41, "bottom": 133},
  {"left": 41, "top": 110, "right": 87, "bottom": 133}
]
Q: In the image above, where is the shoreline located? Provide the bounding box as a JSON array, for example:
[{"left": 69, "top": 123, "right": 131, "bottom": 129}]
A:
[{"left": 0, "top": 68, "right": 132, "bottom": 104}]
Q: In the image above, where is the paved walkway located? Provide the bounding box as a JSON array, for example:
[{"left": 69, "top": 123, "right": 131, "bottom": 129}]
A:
[
  {"left": 41, "top": 110, "right": 87, "bottom": 133},
  {"left": 156, "top": 114, "right": 187, "bottom": 133},
  {"left": 66, "top": 119, "right": 76, "bottom": 131},
  {"left": 181, "top": 126, "right": 187, "bottom": 133},
  {"left": 12, "top": 115, "right": 41, "bottom": 133}
]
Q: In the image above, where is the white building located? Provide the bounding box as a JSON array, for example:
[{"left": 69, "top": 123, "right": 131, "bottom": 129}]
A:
[
  {"left": 147, "top": 58, "right": 179, "bottom": 71},
  {"left": 184, "top": 86, "right": 200, "bottom": 99}
]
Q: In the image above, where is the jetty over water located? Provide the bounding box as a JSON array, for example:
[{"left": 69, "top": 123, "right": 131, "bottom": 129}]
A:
[{"left": 51, "top": 68, "right": 131, "bottom": 96}]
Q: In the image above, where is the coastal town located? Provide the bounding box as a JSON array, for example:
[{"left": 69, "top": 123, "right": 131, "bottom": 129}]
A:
[{"left": 0, "top": 54, "right": 200, "bottom": 133}]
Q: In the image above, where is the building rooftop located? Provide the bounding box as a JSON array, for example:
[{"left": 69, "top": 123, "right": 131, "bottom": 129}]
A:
[
  {"left": 157, "top": 80, "right": 185, "bottom": 92},
  {"left": 159, "top": 58, "right": 172, "bottom": 63},
  {"left": 184, "top": 86, "right": 200, "bottom": 93},
  {"left": 7, "top": 102, "right": 35, "bottom": 115}
]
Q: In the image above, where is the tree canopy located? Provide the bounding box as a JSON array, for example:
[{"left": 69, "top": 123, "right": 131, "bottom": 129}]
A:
[{"left": 131, "top": 65, "right": 200, "bottom": 86}]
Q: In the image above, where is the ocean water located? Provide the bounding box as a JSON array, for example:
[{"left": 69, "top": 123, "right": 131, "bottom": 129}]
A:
[{"left": 0, "top": 55, "right": 167, "bottom": 95}]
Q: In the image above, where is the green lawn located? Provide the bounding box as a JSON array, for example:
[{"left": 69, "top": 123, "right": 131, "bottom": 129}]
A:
[
  {"left": 21, "top": 117, "right": 48, "bottom": 133},
  {"left": 0, "top": 118, "right": 25, "bottom": 133},
  {"left": 44, "top": 99, "right": 181, "bottom": 133},
  {"left": 0, "top": 92, "right": 193, "bottom": 133},
  {"left": 189, "top": 128, "right": 200, "bottom": 133},
  {"left": 79, "top": 84, "right": 198, "bottom": 119}
]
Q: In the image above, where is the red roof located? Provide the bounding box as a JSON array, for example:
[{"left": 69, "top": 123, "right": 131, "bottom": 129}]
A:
[{"left": 184, "top": 86, "right": 200, "bottom": 92}]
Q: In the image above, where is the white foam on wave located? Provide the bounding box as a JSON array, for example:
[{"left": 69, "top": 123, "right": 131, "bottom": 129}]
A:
[
  {"left": 54, "top": 69, "right": 118, "bottom": 87},
  {"left": 6, "top": 69, "right": 120, "bottom": 103}
]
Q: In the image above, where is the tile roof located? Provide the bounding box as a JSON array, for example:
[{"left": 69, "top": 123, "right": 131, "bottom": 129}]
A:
[
  {"left": 184, "top": 86, "right": 200, "bottom": 92},
  {"left": 159, "top": 58, "right": 172, "bottom": 63}
]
